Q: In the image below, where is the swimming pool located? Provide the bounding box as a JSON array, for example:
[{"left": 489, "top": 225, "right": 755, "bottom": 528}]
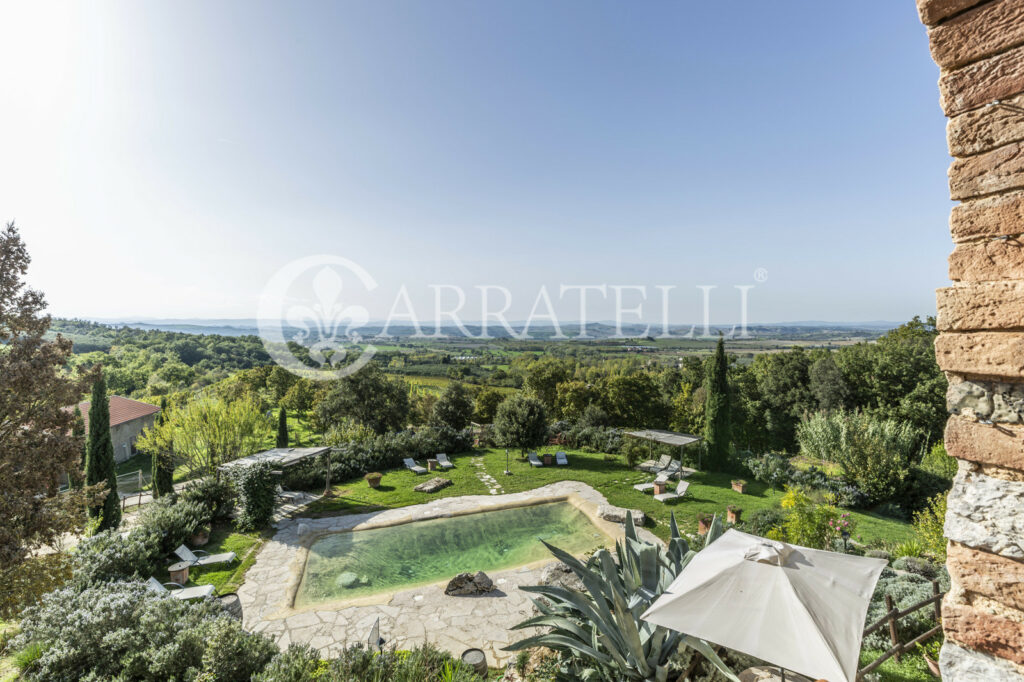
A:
[{"left": 294, "top": 501, "right": 609, "bottom": 606}]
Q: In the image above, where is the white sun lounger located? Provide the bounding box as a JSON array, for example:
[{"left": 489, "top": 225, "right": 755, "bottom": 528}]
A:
[
  {"left": 436, "top": 453, "right": 455, "bottom": 469},
  {"left": 175, "top": 544, "right": 236, "bottom": 568},
  {"left": 403, "top": 458, "right": 427, "bottom": 474},
  {"left": 528, "top": 452, "right": 543, "bottom": 467},
  {"left": 639, "top": 454, "right": 673, "bottom": 473},
  {"left": 654, "top": 480, "right": 689, "bottom": 503},
  {"left": 147, "top": 576, "right": 215, "bottom": 601},
  {"left": 633, "top": 471, "right": 671, "bottom": 493},
  {"left": 556, "top": 451, "right": 568, "bottom": 466}
]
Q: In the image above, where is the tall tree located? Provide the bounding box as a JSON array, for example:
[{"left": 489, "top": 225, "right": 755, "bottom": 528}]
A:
[
  {"left": 493, "top": 394, "right": 549, "bottom": 455},
  {"left": 0, "top": 223, "right": 97, "bottom": 567},
  {"left": 430, "top": 381, "right": 474, "bottom": 431},
  {"left": 809, "top": 353, "right": 850, "bottom": 412},
  {"left": 151, "top": 396, "right": 175, "bottom": 498},
  {"left": 703, "top": 336, "right": 731, "bottom": 471},
  {"left": 473, "top": 387, "right": 507, "bottom": 424},
  {"left": 85, "top": 375, "right": 121, "bottom": 531},
  {"left": 314, "top": 365, "right": 410, "bottom": 434},
  {"left": 276, "top": 406, "right": 289, "bottom": 448},
  {"left": 524, "top": 357, "right": 572, "bottom": 412}
]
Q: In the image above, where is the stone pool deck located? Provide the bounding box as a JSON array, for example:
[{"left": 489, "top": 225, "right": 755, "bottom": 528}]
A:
[{"left": 237, "top": 480, "right": 659, "bottom": 666}]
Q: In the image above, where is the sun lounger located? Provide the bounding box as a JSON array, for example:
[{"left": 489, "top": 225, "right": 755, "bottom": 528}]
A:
[
  {"left": 147, "top": 576, "right": 215, "bottom": 601},
  {"left": 436, "top": 453, "right": 455, "bottom": 469},
  {"left": 633, "top": 471, "right": 671, "bottom": 493},
  {"left": 175, "top": 544, "right": 236, "bottom": 568},
  {"left": 639, "top": 454, "right": 673, "bottom": 473},
  {"left": 654, "top": 480, "right": 689, "bottom": 503},
  {"left": 556, "top": 451, "right": 568, "bottom": 466},
  {"left": 528, "top": 452, "right": 543, "bottom": 467},
  {"left": 404, "top": 458, "right": 427, "bottom": 474}
]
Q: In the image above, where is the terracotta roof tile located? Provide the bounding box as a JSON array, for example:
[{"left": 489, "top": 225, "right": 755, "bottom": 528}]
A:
[{"left": 77, "top": 396, "right": 161, "bottom": 431}]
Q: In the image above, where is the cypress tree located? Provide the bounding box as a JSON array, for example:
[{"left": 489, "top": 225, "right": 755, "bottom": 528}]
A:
[
  {"left": 85, "top": 375, "right": 121, "bottom": 530},
  {"left": 703, "top": 335, "right": 731, "bottom": 471},
  {"left": 152, "top": 396, "right": 175, "bottom": 498},
  {"left": 276, "top": 406, "right": 289, "bottom": 448}
]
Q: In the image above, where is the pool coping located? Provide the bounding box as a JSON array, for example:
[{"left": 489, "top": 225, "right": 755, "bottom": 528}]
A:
[{"left": 236, "top": 480, "right": 661, "bottom": 664}]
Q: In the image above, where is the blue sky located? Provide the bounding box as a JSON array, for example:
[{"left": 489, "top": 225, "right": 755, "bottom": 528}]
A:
[{"left": 0, "top": 1, "right": 950, "bottom": 324}]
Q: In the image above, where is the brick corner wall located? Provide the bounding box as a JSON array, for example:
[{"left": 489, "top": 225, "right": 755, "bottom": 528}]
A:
[{"left": 917, "top": 0, "right": 1024, "bottom": 678}]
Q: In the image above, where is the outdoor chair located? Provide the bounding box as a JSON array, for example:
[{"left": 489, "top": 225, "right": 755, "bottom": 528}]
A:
[
  {"left": 556, "top": 451, "right": 568, "bottom": 466},
  {"left": 146, "top": 576, "right": 215, "bottom": 601},
  {"left": 654, "top": 480, "right": 689, "bottom": 503},
  {"left": 403, "top": 458, "right": 428, "bottom": 474},
  {"left": 436, "top": 453, "right": 455, "bottom": 469},
  {"left": 639, "top": 454, "right": 673, "bottom": 473},
  {"left": 528, "top": 452, "right": 543, "bottom": 467},
  {"left": 633, "top": 471, "right": 670, "bottom": 493},
  {"left": 174, "top": 544, "right": 236, "bottom": 568}
]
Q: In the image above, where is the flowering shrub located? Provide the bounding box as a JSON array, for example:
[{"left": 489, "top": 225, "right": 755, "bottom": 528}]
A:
[
  {"left": 770, "top": 488, "right": 855, "bottom": 550},
  {"left": 11, "top": 581, "right": 276, "bottom": 681}
]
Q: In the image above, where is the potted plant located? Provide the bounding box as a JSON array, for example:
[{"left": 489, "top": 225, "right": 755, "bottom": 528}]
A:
[
  {"left": 697, "top": 513, "right": 713, "bottom": 536},
  {"left": 365, "top": 472, "right": 383, "bottom": 489},
  {"left": 190, "top": 524, "right": 210, "bottom": 547},
  {"left": 727, "top": 505, "right": 742, "bottom": 524},
  {"left": 731, "top": 479, "right": 747, "bottom": 494}
]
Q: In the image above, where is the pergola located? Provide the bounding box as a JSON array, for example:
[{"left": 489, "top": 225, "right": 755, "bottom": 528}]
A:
[
  {"left": 218, "top": 446, "right": 336, "bottom": 491},
  {"left": 624, "top": 428, "right": 703, "bottom": 472}
]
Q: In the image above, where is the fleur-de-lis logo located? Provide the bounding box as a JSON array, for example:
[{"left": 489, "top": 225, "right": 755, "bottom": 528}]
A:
[{"left": 258, "top": 255, "right": 377, "bottom": 380}]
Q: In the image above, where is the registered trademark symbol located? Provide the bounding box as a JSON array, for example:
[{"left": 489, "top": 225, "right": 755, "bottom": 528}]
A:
[{"left": 753, "top": 268, "right": 768, "bottom": 283}]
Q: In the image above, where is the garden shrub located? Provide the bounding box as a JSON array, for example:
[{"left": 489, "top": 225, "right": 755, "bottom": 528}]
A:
[
  {"left": 743, "top": 454, "right": 793, "bottom": 490},
  {"left": 912, "top": 492, "right": 948, "bottom": 561},
  {"left": 920, "top": 441, "right": 957, "bottom": 480},
  {"left": 865, "top": 549, "right": 891, "bottom": 562},
  {"left": 899, "top": 466, "right": 951, "bottom": 514},
  {"left": 229, "top": 461, "right": 278, "bottom": 532},
  {"left": 137, "top": 496, "right": 209, "bottom": 556},
  {"left": 863, "top": 569, "right": 949, "bottom": 651},
  {"left": 70, "top": 528, "right": 162, "bottom": 588},
  {"left": 0, "top": 553, "right": 73, "bottom": 620},
  {"left": 797, "top": 411, "right": 922, "bottom": 505},
  {"left": 178, "top": 475, "right": 236, "bottom": 522},
  {"left": 771, "top": 488, "right": 854, "bottom": 550},
  {"left": 318, "top": 643, "right": 480, "bottom": 681},
  {"left": 737, "top": 507, "right": 787, "bottom": 538},
  {"left": 11, "top": 581, "right": 274, "bottom": 681},
  {"left": 253, "top": 644, "right": 326, "bottom": 682},
  {"left": 892, "top": 556, "right": 939, "bottom": 580}
]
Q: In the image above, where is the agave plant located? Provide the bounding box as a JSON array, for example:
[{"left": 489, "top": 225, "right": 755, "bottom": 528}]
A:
[{"left": 505, "top": 513, "right": 739, "bottom": 682}]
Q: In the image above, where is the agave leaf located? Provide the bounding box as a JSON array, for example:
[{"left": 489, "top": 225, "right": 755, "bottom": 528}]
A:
[
  {"left": 706, "top": 514, "right": 725, "bottom": 545},
  {"left": 682, "top": 635, "right": 741, "bottom": 682}
]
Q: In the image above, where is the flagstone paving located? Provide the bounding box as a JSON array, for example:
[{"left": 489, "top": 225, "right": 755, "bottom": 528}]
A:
[{"left": 237, "top": 481, "right": 658, "bottom": 667}]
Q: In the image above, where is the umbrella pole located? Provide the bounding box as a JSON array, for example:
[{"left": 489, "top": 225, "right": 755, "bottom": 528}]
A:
[{"left": 780, "top": 667, "right": 785, "bottom": 681}]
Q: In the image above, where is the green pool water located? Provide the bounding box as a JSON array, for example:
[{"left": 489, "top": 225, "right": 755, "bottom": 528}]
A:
[{"left": 294, "top": 501, "right": 609, "bottom": 606}]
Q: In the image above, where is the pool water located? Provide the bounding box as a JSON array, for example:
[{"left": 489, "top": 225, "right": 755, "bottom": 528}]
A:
[{"left": 294, "top": 501, "right": 609, "bottom": 606}]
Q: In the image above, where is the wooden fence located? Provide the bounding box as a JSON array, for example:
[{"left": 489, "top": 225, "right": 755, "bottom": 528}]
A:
[{"left": 857, "top": 580, "right": 944, "bottom": 679}]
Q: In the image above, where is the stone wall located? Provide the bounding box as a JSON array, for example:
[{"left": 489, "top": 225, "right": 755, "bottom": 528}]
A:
[{"left": 917, "top": 1, "right": 1024, "bottom": 677}]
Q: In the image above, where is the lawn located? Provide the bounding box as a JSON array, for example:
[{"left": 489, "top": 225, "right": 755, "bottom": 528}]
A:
[
  {"left": 859, "top": 648, "right": 934, "bottom": 682},
  {"left": 155, "top": 523, "right": 265, "bottom": 596},
  {"left": 308, "top": 447, "right": 913, "bottom": 545}
]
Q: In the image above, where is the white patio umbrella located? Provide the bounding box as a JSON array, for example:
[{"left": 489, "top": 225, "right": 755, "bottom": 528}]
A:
[{"left": 641, "top": 529, "right": 886, "bottom": 682}]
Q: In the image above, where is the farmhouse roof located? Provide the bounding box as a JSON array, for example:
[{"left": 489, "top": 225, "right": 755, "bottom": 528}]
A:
[{"left": 77, "top": 396, "right": 161, "bottom": 430}]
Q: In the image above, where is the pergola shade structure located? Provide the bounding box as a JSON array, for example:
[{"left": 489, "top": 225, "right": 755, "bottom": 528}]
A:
[
  {"left": 625, "top": 429, "right": 702, "bottom": 473},
  {"left": 218, "top": 446, "right": 331, "bottom": 471}
]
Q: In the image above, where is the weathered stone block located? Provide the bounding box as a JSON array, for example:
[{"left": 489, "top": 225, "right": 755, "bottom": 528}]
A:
[
  {"left": 948, "top": 541, "right": 1024, "bottom": 611},
  {"left": 596, "top": 504, "right": 645, "bottom": 526},
  {"left": 949, "top": 93, "right": 1024, "bottom": 156},
  {"left": 919, "top": 0, "right": 992, "bottom": 26},
  {"left": 947, "top": 416, "right": 1024, "bottom": 469},
  {"left": 945, "top": 467, "right": 1024, "bottom": 558},
  {"left": 414, "top": 477, "right": 452, "bottom": 493},
  {"left": 936, "top": 331, "right": 1024, "bottom": 377},
  {"left": 949, "top": 141, "right": 1024, "bottom": 200},
  {"left": 949, "top": 239, "right": 1024, "bottom": 282},
  {"left": 951, "top": 190, "right": 1024, "bottom": 241},
  {"left": 930, "top": 0, "right": 1024, "bottom": 69},
  {"left": 940, "top": 640, "right": 1024, "bottom": 680},
  {"left": 937, "top": 281, "right": 1024, "bottom": 329},
  {"left": 940, "top": 43, "right": 1024, "bottom": 117},
  {"left": 948, "top": 376, "right": 1024, "bottom": 422},
  {"left": 943, "top": 601, "right": 1024, "bottom": 665}
]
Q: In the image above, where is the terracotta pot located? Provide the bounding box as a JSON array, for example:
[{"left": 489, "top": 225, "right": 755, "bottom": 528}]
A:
[
  {"left": 543, "top": 454, "right": 553, "bottom": 466},
  {"left": 732, "top": 482, "right": 747, "bottom": 494},
  {"left": 925, "top": 655, "right": 941, "bottom": 678},
  {"left": 190, "top": 530, "right": 210, "bottom": 547},
  {"left": 727, "top": 508, "right": 742, "bottom": 524},
  {"left": 366, "top": 474, "right": 382, "bottom": 489},
  {"left": 653, "top": 481, "right": 668, "bottom": 496},
  {"left": 697, "top": 516, "right": 711, "bottom": 535}
]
